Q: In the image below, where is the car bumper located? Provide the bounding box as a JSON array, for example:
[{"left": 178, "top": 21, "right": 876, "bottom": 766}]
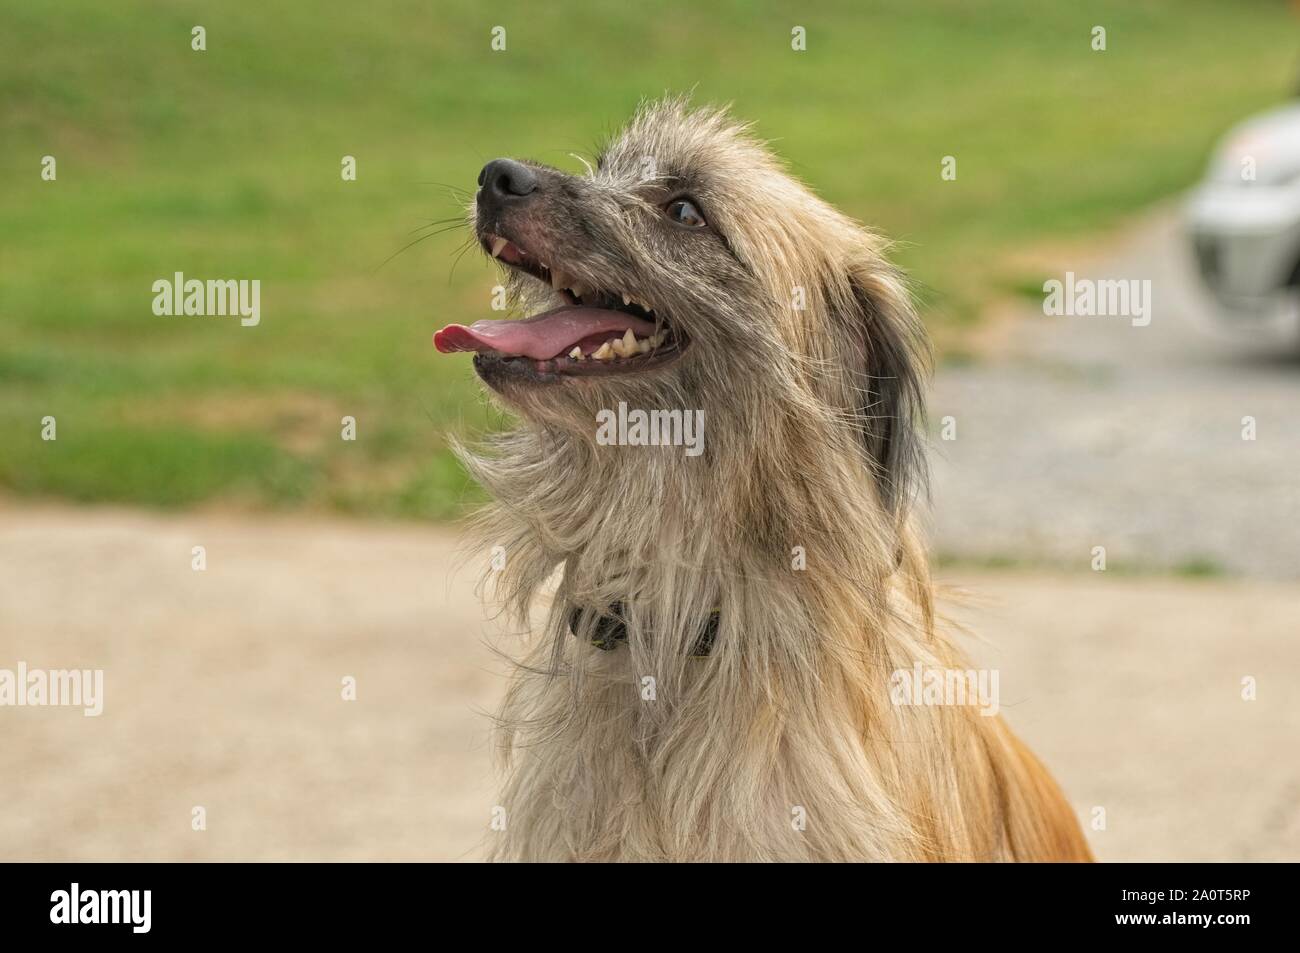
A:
[{"left": 1185, "top": 185, "right": 1300, "bottom": 321}]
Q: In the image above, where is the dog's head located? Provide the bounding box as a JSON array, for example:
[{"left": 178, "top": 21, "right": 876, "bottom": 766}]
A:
[{"left": 436, "top": 98, "right": 928, "bottom": 518}]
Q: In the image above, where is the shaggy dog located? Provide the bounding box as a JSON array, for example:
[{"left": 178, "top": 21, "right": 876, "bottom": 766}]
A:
[{"left": 434, "top": 99, "right": 1093, "bottom": 862}]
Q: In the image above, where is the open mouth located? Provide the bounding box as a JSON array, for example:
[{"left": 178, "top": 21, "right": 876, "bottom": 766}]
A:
[{"left": 433, "top": 233, "right": 688, "bottom": 379}]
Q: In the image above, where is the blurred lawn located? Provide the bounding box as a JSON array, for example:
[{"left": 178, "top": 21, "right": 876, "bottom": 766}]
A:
[{"left": 1, "top": 0, "right": 1296, "bottom": 519}]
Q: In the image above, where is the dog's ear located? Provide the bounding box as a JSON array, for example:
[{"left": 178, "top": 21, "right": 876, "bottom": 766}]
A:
[{"left": 842, "top": 264, "right": 930, "bottom": 521}]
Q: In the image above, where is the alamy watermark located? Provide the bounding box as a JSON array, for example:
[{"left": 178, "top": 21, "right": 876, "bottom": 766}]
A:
[
  {"left": 152, "top": 272, "right": 260, "bottom": 326},
  {"left": 596, "top": 401, "right": 704, "bottom": 457},
  {"left": 1, "top": 662, "right": 103, "bottom": 716},
  {"left": 50, "top": 883, "right": 150, "bottom": 933},
  {"left": 1043, "top": 271, "right": 1151, "bottom": 327},
  {"left": 889, "top": 663, "right": 1000, "bottom": 717}
]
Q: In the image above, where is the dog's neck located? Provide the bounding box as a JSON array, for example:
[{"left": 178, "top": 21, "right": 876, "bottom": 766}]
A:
[
  {"left": 462, "top": 413, "right": 919, "bottom": 647},
  {"left": 465, "top": 421, "right": 979, "bottom": 862}
]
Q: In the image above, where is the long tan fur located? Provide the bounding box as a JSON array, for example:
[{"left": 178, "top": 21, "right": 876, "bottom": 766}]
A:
[{"left": 454, "top": 99, "right": 1093, "bottom": 862}]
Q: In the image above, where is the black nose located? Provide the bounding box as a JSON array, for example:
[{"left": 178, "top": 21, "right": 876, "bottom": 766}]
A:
[{"left": 477, "top": 158, "right": 538, "bottom": 204}]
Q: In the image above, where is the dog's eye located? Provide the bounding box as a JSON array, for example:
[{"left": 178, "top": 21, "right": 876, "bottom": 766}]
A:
[{"left": 665, "top": 198, "right": 707, "bottom": 228}]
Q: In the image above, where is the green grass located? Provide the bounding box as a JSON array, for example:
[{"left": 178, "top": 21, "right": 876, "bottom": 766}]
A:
[
  {"left": 1, "top": 0, "right": 1296, "bottom": 518},
  {"left": 1172, "top": 556, "right": 1227, "bottom": 579},
  {"left": 935, "top": 552, "right": 1230, "bottom": 579}
]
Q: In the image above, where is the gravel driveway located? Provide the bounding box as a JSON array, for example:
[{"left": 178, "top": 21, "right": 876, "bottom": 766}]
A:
[{"left": 931, "top": 208, "right": 1300, "bottom": 578}]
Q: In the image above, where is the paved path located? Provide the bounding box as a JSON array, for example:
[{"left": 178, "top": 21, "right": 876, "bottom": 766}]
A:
[
  {"left": 931, "top": 209, "right": 1300, "bottom": 578},
  {"left": 2, "top": 505, "right": 1297, "bottom": 861},
  {"left": 0, "top": 506, "right": 502, "bottom": 861}
]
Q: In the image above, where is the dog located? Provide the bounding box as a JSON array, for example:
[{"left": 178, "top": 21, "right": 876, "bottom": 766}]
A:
[{"left": 434, "top": 98, "right": 1093, "bottom": 862}]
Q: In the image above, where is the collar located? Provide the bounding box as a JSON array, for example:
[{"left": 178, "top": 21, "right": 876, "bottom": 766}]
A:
[{"left": 568, "top": 602, "right": 720, "bottom": 657}]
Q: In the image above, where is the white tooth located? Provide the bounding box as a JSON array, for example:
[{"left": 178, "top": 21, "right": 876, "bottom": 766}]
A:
[
  {"left": 621, "top": 329, "right": 636, "bottom": 355},
  {"left": 490, "top": 237, "right": 508, "bottom": 257},
  {"left": 622, "top": 293, "right": 632, "bottom": 306},
  {"left": 592, "top": 341, "right": 614, "bottom": 361},
  {"left": 550, "top": 270, "right": 568, "bottom": 291},
  {"left": 636, "top": 338, "right": 651, "bottom": 354},
  {"left": 568, "top": 346, "right": 584, "bottom": 360},
  {"left": 571, "top": 282, "right": 589, "bottom": 298}
]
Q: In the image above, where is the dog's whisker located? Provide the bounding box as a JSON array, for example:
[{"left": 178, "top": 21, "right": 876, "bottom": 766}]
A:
[{"left": 410, "top": 218, "right": 470, "bottom": 236}]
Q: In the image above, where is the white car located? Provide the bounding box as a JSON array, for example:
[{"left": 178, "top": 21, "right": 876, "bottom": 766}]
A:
[{"left": 1186, "top": 103, "right": 1300, "bottom": 335}]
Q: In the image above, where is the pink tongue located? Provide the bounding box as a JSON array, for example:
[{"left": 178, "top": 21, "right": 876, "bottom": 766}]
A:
[{"left": 434, "top": 307, "right": 656, "bottom": 360}]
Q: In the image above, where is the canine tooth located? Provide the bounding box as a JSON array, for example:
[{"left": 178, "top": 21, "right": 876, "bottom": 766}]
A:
[
  {"left": 550, "top": 270, "right": 568, "bottom": 291},
  {"left": 490, "top": 237, "right": 508, "bottom": 257},
  {"left": 613, "top": 328, "right": 638, "bottom": 357},
  {"left": 622, "top": 293, "right": 632, "bottom": 306},
  {"left": 568, "top": 346, "right": 583, "bottom": 360},
  {"left": 592, "top": 341, "right": 615, "bottom": 360}
]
